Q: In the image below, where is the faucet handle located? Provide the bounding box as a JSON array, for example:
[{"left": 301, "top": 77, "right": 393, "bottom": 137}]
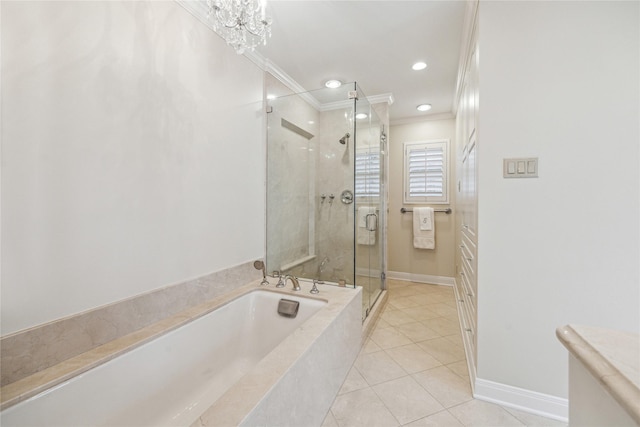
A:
[
  {"left": 310, "top": 279, "right": 321, "bottom": 294},
  {"left": 275, "top": 274, "right": 285, "bottom": 288}
]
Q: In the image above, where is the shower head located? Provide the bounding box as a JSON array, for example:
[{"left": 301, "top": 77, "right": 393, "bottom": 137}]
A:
[{"left": 339, "top": 133, "right": 350, "bottom": 145}]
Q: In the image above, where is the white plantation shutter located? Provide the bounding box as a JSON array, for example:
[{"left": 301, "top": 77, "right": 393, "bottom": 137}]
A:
[
  {"left": 404, "top": 140, "right": 449, "bottom": 204},
  {"left": 355, "top": 150, "right": 380, "bottom": 198}
]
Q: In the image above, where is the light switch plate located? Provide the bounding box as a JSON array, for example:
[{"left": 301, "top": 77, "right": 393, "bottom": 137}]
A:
[{"left": 503, "top": 157, "right": 538, "bottom": 178}]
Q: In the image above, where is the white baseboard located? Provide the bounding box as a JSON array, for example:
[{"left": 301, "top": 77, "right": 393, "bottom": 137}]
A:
[
  {"left": 387, "top": 271, "right": 455, "bottom": 287},
  {"left": 474, "top": 378, "right": 568, "bottom": 422}
]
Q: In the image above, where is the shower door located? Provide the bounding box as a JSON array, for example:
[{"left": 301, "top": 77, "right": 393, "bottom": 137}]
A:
[{"left": 354, "top": 87, "right": 385, "bottom": 319}]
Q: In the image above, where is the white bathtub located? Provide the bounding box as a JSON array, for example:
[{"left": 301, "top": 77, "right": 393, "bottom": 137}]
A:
[{"left": 1, "top": 285, "right": 362, "bottom": 427}]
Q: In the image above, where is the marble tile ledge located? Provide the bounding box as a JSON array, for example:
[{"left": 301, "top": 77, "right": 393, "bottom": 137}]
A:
[
  {"left": 1, "top": 261, "right": 261, "bottom": 387},
  {"left": 556, "top": 324, "right": 640, "bottom": 424},
  {"left": 0, "top": 280, "right": 262, "bottom": 411},
  {"left": 1, "top": 279, "right": 360, "bottom": 413}
]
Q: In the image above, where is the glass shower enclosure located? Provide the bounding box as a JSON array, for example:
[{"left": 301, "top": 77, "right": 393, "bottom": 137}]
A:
[{"left": 265, "top": 76, "right": 385, "bottom": 320}]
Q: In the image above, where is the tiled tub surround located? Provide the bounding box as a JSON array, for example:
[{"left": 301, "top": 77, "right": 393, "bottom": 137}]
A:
[
  {"left": 1, "top": 280, "right": 362, "bottom": 426},
  {"left": 1, "top": 261, "right": 261, "bottom": 388},
  {"left": 556, "top": 324, "right": 640, "bottom": 426}
]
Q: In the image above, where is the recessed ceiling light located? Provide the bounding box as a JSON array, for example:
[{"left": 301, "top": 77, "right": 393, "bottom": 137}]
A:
[
  {"left": 417, "top": 104, "right": 432, "bottom": 112},
  {"left": 325, "top": 79, "right": 342, "bottom": 89},
  {"left": 266, "top": 94, "right": 277, "bottom": 100},
  {"left": 412, "top": 62, "right": 428, "bottom": 71},
  {"left": 355, "top": 113, "right": 368, "bottom": 120}
]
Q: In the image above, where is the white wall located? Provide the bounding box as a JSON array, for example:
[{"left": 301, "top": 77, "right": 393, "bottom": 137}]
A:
[
  {"left": 477, "top": 0, "right": 639, "bottom": 400},
  {"left": 1, "top": 1, "right": 265, "bottom": 335},
  {"left": 388, "top": 119, "right": 457, "bottom": 280}
]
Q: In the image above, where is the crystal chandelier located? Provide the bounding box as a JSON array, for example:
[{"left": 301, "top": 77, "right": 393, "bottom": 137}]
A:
[{"left": 206, "top": 0, "right": 272, "bottom": 54}]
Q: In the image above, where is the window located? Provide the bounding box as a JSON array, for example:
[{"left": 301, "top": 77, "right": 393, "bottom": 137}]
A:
[
  {"left": 355, "top": 149, "right": 380, "bottom": 198},
  {"left": 404, "top": 140, "right": 449, "bottom": 204}
]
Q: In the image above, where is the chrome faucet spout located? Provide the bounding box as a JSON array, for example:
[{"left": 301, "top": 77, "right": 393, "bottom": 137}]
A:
[{"left": 283, "top": 275, "right": 301, "bottom": 291}]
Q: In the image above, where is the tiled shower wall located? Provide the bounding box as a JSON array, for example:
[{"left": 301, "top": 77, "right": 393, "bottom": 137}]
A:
[
  {"left": 314, "top": 108, "right": 356, "bottom": 284},
  {"left": 265, "top": 75, "right": 320, "bottom": 273}
]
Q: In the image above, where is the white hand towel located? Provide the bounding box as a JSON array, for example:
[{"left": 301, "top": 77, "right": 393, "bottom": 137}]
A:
[
  {"left": 418, "top": 207, "right": 433, "bottom": 230},
  {"left": 357, "top": 206, "right": 376, "bottom": 246},
  {"left": 413, "top": 207, "right": 435, "bottom": 249}
]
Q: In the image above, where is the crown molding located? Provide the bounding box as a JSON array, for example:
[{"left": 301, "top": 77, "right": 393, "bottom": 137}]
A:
[
  {"left": 177, "top": 0, "right": 394, "bottom": 114},
  {"left": 263, "top": 59, "right": 322, "bottom": 110}
]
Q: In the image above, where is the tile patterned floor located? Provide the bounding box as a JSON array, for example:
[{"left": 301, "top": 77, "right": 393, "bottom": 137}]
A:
[{"left": 322, "top": 279, "right": 567, "bottom": 427}]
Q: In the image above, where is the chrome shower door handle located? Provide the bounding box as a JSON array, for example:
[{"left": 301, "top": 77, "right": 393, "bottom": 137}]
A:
[{"left": 365, "top": 213, "right": 378, "bottom": 232}]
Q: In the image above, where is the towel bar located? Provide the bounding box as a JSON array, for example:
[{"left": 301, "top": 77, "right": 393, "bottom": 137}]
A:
[{"left": 401, "top": 207, "right": 452, "bottom": 214}]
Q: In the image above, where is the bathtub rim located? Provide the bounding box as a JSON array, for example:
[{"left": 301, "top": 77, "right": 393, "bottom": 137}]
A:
[
  {"left": 193, "top": 281, "right": 362, "bottom": 427},
  {"left": 0, "top": 280, "right": 338, "bottom": 412}
]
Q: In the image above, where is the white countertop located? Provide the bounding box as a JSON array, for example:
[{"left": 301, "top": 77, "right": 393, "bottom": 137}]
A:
[{"left": 556, "top": 324, "right": 640, "bottom": 424}]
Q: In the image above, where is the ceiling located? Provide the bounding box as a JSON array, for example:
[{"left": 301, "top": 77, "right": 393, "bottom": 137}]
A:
[{"left": 254, "top": 1, "right": 468, "bottom": 124}]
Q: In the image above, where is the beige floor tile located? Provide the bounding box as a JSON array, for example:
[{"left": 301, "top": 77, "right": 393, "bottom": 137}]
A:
[
  {"left": 425, "top": 303, "right": 459, "bottom": 317},
  {"left": 382, "top": 304, "right": 400, "bottom": 314},
  {"left": 412, "top": 366, "right": 473, "bottom": 408},
  {"left": 361, "top": 338, "right": 383, "bottom": 354},
  {"left": 370, "top": 327, "right": 414, "bottom": 349},
  {"left": 372, "top": 376, "right": 444, "bottom": 425},
  {"left": 443, "top": 333, "right": 464, "bottom": 347},
  {"left": 447, "top": 400, "right": 525, "bottom": 426},
  {"left": 403, "top": 410, "right": 465, "bottom": 427},
  {"left": 388, "top": 296, "right": 422, "bottom": 309},
  {"left": 334, "top": 280, "right": 563, "bottom": 427},
  {"left": 373, "top": 317, "right": 392, "bottom": 330},
  {"left": 392, "top": 287, "right": 423, "bottom": 298},
  {"left": 445, "top": 360, "right": 470, "bottom": 380},
  {"left": 406, "top": 294, "right": 434, "bottom": 306},
  {"left": 330, "top": 388, "right": 400, "bottom": 427},
  {"left": 387, "top": 279, "right": 411, "bottom": 288},
  {"left": 423, "top": 317, "right": 460, "bottom": 336},
  {"left": 385, "top": 343, "right": 442, "bottom": 373},
  {"left": 354, "top": 349, "right": 408, "bottom": 385},
  {"left": 321, "top": 410, "right": 339, "bottom": 427},
  {"left": 380, "top": 310, "right": 418, "bottom": 326},
  {"left": 503, "top": 407, "right": 568, "bottom": 427},
  {"left": 338, "top": 367, "right": 370, "bottom": 395},
  {"left": 396, "top": 321, "right": 441, "bottom": 342},
  {"left": 421, "top": 293, "right": 454, "bottom": 304},
  {"left": 442, "top": 299, "right": 459, "bottom": 308},
  {"left": 401, "top": 306, "right": 441, "bottom": 322},
  {"left": 406, "top": 285, "right": 434, "bottom": 295},
  {"left": 445, "top": 313, "right": 461, "bottom": 323},
  {"left": 416, "top": 337, "right": 466, "bottom": 364}
]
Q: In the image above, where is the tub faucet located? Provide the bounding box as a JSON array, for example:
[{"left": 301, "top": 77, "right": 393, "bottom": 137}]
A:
[{"left": 283, "top": 275, "right": 301, "bottom": 291}]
